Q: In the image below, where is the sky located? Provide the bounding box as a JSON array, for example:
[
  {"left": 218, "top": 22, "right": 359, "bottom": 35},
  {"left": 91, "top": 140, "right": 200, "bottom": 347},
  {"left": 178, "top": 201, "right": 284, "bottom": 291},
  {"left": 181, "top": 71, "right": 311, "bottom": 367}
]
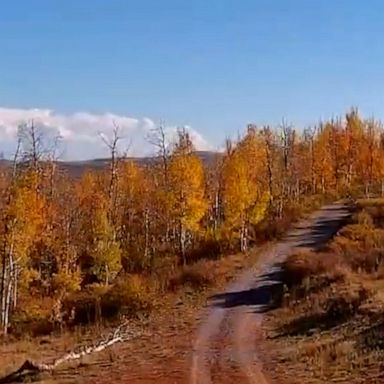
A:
[{"left": 0, "top": 0, "right": 384, "bottom": 159}]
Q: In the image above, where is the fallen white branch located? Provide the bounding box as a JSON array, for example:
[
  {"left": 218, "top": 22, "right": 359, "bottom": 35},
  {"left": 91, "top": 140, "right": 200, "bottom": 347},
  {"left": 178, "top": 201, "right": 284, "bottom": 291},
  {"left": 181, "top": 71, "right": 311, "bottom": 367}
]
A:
[{"left": 0, "top": 321, "right": 137, "bottom": 383}]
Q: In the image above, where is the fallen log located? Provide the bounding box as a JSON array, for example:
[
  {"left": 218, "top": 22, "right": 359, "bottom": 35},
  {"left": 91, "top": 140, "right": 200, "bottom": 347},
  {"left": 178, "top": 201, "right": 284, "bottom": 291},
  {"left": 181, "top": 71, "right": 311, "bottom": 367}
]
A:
[{"left": 0, "top": 322, "right": 136, "bottom": 383}]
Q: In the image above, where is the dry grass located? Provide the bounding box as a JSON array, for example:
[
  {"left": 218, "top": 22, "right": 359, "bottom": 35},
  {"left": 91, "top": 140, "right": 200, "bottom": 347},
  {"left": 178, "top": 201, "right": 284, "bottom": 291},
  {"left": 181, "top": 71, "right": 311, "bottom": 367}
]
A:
[
  {"left": 0, "top": 326, "right": 98, "bottom": 379},
  {"left": 263, "top": 199, "right": 384, "bottom": 383},
  {"left": 168, "top": 262, "right": 217, "bottom": 291},
  {"left": 283, "top": 248, "right": 344, "bottom": 287}
]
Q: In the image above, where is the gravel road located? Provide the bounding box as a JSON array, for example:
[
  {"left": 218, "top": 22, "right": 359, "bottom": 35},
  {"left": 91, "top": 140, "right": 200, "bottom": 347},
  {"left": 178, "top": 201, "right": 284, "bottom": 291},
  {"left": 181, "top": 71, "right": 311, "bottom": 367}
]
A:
[{"left": 190, "top": 202, "right": 351, "bottom": 384}]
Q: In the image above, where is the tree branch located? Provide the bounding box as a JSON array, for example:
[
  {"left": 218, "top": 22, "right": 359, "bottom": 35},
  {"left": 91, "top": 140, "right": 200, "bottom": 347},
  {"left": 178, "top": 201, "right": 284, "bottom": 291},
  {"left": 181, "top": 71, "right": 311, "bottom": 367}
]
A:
[{"left": 0, "top": 322, "right": 137, "bottom": 383}]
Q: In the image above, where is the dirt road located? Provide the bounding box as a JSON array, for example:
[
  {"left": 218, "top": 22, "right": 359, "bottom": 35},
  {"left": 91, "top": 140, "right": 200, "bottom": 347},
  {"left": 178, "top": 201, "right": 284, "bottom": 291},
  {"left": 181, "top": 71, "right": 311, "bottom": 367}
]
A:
[{"left": 190, "top": 202, "right": 351, "bottom": 384}]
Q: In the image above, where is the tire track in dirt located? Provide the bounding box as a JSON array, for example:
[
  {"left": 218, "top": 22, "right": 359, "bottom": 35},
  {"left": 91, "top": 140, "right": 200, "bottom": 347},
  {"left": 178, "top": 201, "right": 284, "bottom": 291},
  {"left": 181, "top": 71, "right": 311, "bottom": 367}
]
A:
[{"left": 191, "top": 203, "right": 351, "bottom": 384}]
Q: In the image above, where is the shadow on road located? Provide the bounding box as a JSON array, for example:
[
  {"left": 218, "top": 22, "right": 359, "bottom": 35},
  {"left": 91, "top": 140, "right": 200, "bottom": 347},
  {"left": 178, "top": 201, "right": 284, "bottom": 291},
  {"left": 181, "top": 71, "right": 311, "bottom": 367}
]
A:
[
  {"left": 286, "top": 216, "right": 350, "bottom": 250},
  {"left": 285, "top": 204, "right": 351, "bottom": 250},
  {"left": 210, "top": 269, "right": 284, "bottom": 313}
]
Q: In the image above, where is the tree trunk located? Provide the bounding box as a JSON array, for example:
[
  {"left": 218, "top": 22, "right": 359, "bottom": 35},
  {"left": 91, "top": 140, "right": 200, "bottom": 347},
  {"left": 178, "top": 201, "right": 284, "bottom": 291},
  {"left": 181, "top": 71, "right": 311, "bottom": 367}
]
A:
[
  {"left": 179, "top": 223, "right": 186, "bottom": 265},
  {"left": 12, "top": 265, "right": 17, "bottom": 310},
  {"left": 1, "top": 237, "right": 16, "bottom": 336},
  {"left": 144, "top": 209, "right": 149, "bottom": 260},
  {"left": 213, "top": 191, "right": 219, "bottom": 231},
  {"left": 105, "top": 264, "right": 109, "bottom": 286},
  {"left": 240, "top": 222, "right": 248, "bottom": 253},
  {"left": 0, "top": 257, "right": 7, "bottom": 333},
  {"left": 4, "top": 271, "right": 12, "bottom": 335}
]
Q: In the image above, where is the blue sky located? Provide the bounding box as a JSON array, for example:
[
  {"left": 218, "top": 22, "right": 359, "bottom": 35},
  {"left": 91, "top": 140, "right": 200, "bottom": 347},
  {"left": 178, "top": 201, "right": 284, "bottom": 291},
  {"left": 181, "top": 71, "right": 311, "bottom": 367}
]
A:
[{"left": 0, "top": 1, "right": 384, "bottom": 158}]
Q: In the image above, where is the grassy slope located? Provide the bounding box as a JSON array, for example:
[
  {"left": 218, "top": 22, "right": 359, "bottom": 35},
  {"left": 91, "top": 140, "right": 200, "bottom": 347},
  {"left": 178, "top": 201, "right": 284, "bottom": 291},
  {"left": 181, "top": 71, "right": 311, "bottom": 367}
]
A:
[{"left": 262, "top": 198, "right": 384, "bottom": 384}]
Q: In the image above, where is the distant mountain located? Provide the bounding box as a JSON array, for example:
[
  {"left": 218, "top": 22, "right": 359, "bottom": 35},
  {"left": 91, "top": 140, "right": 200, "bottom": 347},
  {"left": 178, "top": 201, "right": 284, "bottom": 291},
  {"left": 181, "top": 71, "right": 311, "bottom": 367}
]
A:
[{"left": 0, "top": 151, "right": 221, "bottom": 178}]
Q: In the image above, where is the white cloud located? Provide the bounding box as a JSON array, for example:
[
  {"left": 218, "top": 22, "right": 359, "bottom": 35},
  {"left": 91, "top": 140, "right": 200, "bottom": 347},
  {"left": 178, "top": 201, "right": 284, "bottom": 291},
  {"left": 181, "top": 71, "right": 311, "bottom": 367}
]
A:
[{"left": 0, "top": 107, "right": 211, "bottom": 160}]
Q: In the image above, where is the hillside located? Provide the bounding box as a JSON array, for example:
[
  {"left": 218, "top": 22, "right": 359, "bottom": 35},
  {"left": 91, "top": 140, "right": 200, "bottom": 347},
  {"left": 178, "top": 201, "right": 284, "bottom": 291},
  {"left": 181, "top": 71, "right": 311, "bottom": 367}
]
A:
[
  {"left": 263, "top": 198, "right": 384, "bottom": 383},
  {"left": 0, "top": 150, "right": 219, "bottom": 178}
]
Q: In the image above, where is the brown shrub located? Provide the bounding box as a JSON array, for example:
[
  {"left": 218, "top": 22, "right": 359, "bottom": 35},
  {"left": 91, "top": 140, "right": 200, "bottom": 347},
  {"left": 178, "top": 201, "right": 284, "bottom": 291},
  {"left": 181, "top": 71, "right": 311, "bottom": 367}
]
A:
[
  {"left": 64, "top": 275, "right": 153, "bottom": 325},
  {"left": 186, "top": 236, "right": 229, "bottom": 263},
  {"left": 168, "top": 262, "right": 217, "bottom": 291},
  {"left": 104, "top": 274, "right": 153, "bottom": 318},
  {"left": 254, "top": 195, "right": 326, "bottom": 243},
  {"left": 330, "top": 235, "right": 360, "bottom": 258},
  {"left": 357, "top": 198, "right": 384, "bottom": 209},
  {"left": 359, "top": 289, "right": 384, "bottom": 316},
  {"left": 299, "top": 339, "right": 357, "bottom": 367},
  {"left": 357, "top": 199, "right": 384, "bottom": 227},
  {"left": 10, "top": 297, "right": 57, "bottom": 337},
  {"left": 63, "top": 289, "right": 101, "bottom": 325},
  {"left": 355, "top": 209, "right": 374, "bottom": 227},
  {"left": 350, "top": 250, "right": 384, "bottom": 273},
  {"left": 324, "top": 282, "right": 371, "bottom": 319},
  {"left": 331, "top": 225, "right": 384, "bottom": 272},
  {"left": 283, "top": 249, "right": 344, "bottom": 287},
  {"left": 256, "top": 216, "right": 292, "bottom": 242},
  {"left": 146, "top": 252, "right": 179, "bottom": 293},
  {"left": 337, "top": 224, "right": 373, "bottom": 242}
]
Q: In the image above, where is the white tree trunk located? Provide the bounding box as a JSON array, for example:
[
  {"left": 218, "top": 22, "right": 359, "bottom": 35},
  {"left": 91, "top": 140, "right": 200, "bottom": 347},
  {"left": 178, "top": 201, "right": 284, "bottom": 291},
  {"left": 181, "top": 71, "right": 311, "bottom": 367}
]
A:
[
  {"left": 144, "top": 209, "right": 149, "bottom": 259},
  {"left": 180, "top": 224, "right": 186, "bottom": 265},
  {"left": 240, "top": 222, "right": 248, "bottom": 253},
  {"left": 0, "top": 258, "right": 7, "bottom": 333}
]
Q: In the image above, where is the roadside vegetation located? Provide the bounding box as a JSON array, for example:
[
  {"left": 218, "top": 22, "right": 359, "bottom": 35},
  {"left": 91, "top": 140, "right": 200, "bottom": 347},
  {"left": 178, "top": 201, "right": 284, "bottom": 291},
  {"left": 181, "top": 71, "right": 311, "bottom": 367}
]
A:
[{"left": 265, "top": 198, "right": 384, "bottom": 383}]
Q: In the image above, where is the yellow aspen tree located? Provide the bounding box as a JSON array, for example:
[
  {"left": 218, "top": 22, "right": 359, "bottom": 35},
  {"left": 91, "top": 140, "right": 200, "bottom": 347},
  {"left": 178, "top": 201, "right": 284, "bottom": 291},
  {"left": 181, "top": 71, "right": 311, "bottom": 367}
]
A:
[
  {"left": 77, "top": 172, "right": 121, "bottom": 285},
  {"left": 222, "top": 127, "right": 270, "bottom": 252},
  {"left": 0, "top": 168, "right": 45, "bottom": 334},
  {"left": 260, "top": 126, "right": 277, "bottom": 208},
  {"left": 46, "top": 175, "right": 81, "bottom": 310},
  {"left": 344, "top": 109, "right": 364, "bottom": 190},
  {"left": 313, "top": 123, "right": 333, "bottom": 194},
  {"left": 375, "top": 132, "right": 384, "bottom": 196},
  {"left": 278, "top": 123, "right": 296, "bottom": 206},
  {"left": 358, "top": 119, "right": 377, "bottom": 196},
  {"left": 118, "top": 160, "right": 154, "bottom": 272},
  {"left": 168, "top": 129, "right": 206, "bottom": 264},
  {"left": 292, "top": 136, "right": 312, "bottom": 199},
  {"left": 303, "top": 126, "right": 318, "bottom": 194},
  {"left": 204, "top": 154, "right": 225, "bottom": 234}
]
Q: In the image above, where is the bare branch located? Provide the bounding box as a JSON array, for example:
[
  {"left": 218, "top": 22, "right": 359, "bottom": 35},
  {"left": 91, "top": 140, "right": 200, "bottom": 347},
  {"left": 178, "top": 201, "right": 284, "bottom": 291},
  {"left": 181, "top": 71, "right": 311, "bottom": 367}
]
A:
[
  {"left": 147, "top": 122, "right": 170, "bottom": 181},
  {"left": 11, "top": 138, "right": 21, "bottom": 180}
]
